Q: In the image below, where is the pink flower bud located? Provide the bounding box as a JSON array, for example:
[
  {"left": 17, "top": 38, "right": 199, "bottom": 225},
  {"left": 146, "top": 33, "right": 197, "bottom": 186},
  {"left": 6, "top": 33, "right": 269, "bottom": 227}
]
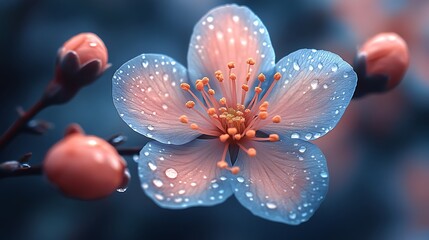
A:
[
  {"left": 60, "top": 32, "right": 108, "bottom": 71},
  {"left": 44, "top": 33, "right": 110, "bottom": 105},
  {"left": 359, "top": 32, "right": 409, "bottom": 90},
  {"left": 43, "top": 126, "right": 127, "bottom": 200}
]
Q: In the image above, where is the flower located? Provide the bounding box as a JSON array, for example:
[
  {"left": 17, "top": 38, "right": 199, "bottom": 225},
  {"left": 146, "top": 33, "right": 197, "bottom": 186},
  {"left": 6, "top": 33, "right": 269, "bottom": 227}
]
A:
[
  {"left": 44, "top": 33, "right": 110, "bottom": 105},
  {"left": 43, "top": 124, "right": 127, "bottom": 200},
  {"left": 112, "top": 4, "right": 357, "bottom": 224}
]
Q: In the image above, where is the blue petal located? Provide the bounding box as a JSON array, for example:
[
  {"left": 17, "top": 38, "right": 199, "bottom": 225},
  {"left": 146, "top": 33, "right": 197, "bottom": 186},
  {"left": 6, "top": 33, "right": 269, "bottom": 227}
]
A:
[
  {"left": 231, "top": 139, "right": 328, "bottom": 225},
  {"left": 138, "top": 139, "right": 233, "bottom": 209},
  {"left": 187, "top": 4, "right": 275, "bottom": 103},
  {"left": 112, "top": 54, "right": 217, "bottom": 145},
  {"left": 258, "top": 49, "right": 357, "bottom": 140}
]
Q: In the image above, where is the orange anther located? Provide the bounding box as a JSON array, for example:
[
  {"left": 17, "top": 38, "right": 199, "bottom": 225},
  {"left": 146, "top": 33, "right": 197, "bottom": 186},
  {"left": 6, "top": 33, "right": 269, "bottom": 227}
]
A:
[
  {"left": 274, "top": 72, "right": 282, "bottom": 81},
  {"left": 208, "top": 89, "right": 215, "bottom": 95},
  {"left": 258, "top": 73, "right": 266, "bottom": 82},
  {"left": 230, "top": 166, "right": 240, "bottom": 174},
  {"left": 202, "top": 77, "right": 209, "bottom": 85},
  {"left": 185, "top": 101, "right": 195, "bottom": 108},
  {"left": 247, "top": 148, "right": 256, "bottom": 157},
  {"left": 255, "top": 87, "right": 262, "bottom": 93},
  {"left": 217, "top": 161, "right": 228, "bottom": 169},
  {"left": 207, "top": 108, "right": 216, "bottom": 115},
  {"left": 219, "top": 97, "right": 227, "bottom": 105},
  {"left": 259, "top": 101, "right": 269, "bottom": 111},
  {"left": 258, "top": 111, "right": 268, "bottom": 120},
  {"left": 196, "top": 81, "right": 204, "bottom": 91},
  {"left": 269, "top": 134, "right": 280, "bottom": 142},
  {"left": 179, "top": 115, "right": 189, "bottom": 123},
  {"left": 190, "top": 123, "right": 199, "bottom": 130},
  {"left": 242, "top": 84, "right": 249, "bottom": 91},
  {"left": 180, "top": 83, "right": 190, "bottom": 90},
  {"left": 228, "top": 62, "right": 235, "bottom": 69},
  {"left": 272, "top": 115, "right": 281, "bottom": 123},
  {"left": 234, "top": 134, "right": 242, "bottom": 140},
  {"left": 245, "top": 130, "right": 256, "bottom": 138},
  {"left": 246, "top": 58, "right": 256, "bottom": 65},
  {"left": 219, "top": 134, "right": 230, "bottom": 142},
  {"left": 227, "top": 128, "right": 238, "bottom": 135},
  {"left": 215, "top": 70, "right": 222, "bottom": 76},
  {"left": 229, "top": 73, "right": 237, "bottom": 81}
]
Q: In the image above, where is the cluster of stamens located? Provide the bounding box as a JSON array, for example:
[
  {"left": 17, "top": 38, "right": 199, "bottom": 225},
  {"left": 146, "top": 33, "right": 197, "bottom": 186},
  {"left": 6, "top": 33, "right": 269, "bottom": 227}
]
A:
[{"left": 179, "top": 58, "right": 282, "bottom": 174}]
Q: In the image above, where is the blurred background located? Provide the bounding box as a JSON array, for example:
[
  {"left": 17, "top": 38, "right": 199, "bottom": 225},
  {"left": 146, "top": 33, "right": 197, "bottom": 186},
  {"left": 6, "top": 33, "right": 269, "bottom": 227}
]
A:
[{"left": 1, "top": 0, "right": 429, "bottom": 239}]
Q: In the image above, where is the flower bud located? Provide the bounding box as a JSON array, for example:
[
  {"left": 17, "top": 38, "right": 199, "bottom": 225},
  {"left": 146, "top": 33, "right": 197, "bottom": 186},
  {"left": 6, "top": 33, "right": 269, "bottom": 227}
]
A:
[
  {"left": 43, "top": 125, "right": 127, "bottom": 200},
  {"left": 354, "top": 33, "right": 409, "bottom": 97},
  {"left": 44, "top": 33, "right": 109, "bottom": 105}
]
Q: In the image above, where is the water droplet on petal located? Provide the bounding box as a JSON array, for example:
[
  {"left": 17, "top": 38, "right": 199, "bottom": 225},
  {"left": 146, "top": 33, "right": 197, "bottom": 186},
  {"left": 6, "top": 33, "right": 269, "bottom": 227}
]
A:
[
  {"left": 310, "top": 79, "right": 319, "bottom": 90},
  {"left": 293, "top": 61, "right": 300, "bottom": 71},
  {"left": 148, "top": 162, "right": 157, "bottom": 171},
  {"left": 245, "top": 192, "right": 253, "bottom": 198},
  {"left": 147, "top": 125, "right": 155, "bottom": 131},
  {"left": 153, "top": 179, "right": 163, "bottom": 187},
  {"left": 331, "top": 64, "right": 338, "bottom": 72},
  {"left": 318, "top": 62, "right": 323, "bottom": 69},
  {"left": 165, "top": 168, "right": 178, "bottom": 179},
  {"left": 237, "top": 177, "right": 244, "bottom": 183},
  {"left": 266, "top": 203, "right": 277, "bottom": 209},
  {"left": 162, "top": 104, "right": 168, "bottom": 110},
  {"left": 144, "top": 152, "right": 150, "bottom": 156},
  {"left": 133, "top": 155, "right": 139, "bottom": 162},
  {"left": 289, "top": 213, "right": 297, "bottom": 219},
  {"left": 116, "top": 187, "right": 127, "bottom": 193},
  {"left": 299, "top": 146, "right": 307, "bottom": 153},
  {"left": 320, "top": 172, "right": 328, "bottom": 178},
  {"left": 291, "top": 133, "right": 300, "bottom": 139},
  {"left": 323, "top": 84, "right": 328, "bottom": 89}
]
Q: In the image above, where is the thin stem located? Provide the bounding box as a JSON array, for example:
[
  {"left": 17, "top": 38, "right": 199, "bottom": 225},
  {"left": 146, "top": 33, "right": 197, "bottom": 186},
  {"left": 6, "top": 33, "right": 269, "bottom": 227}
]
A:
[
  {"left": 0, "top": 99, "right": 49, "bottom": 150},
  {"left": 0, "top": 165, "right": 43, "bottom": 179}
]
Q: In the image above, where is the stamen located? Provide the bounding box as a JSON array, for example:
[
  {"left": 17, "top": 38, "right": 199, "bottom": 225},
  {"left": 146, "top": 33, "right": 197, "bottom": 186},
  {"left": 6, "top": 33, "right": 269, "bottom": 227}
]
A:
[
  {"left": 180, "top": 83, "right": 191, "bottom": 90},
  {"left": 227, "top": 127, "right": 238, "bottom": 135},
  {"left": 217, "top": 143, "right": 230, "bottom": 169},
  {"left": 258, "top": 73, "right": 266, "bottom": 82},
  {"left": 272, "top": 115, "right": 281, "bottom": 123},
  {"left": 186, "top": 101, "right": 195, "bottom": 108},
  {"left": 207, "top": 108, "right": 216, "bottom": 116},
  {"left": 258, "top": 111, "right": 268, "bottom": 120},
  {"left": 234, "top": 134, "right": 242, "bottom": 140},
  {"left": 190, "top": 123, "right": 199, "bottom": 130},
  {"left": 246, "top": 58, "right": 255, "bottom": 65},
  {"left": 259, "top": 101, "right": 269, "bottom": 111},
  {"left": 217, "top": 161, "right": 228, "bottom": 169},
  {"left": 179, "top": 115, "right": 189, "bottom": 123},
  {"left": 238, "top": 143, "right": 257, "bottom": 157},
  {"left": 245, "top": 130, "right": 256, "bottom": 138},
  {"left": 219, "top": 134, "right": 230, "bottom": 142},
  {"left": 230, "top": 166, "right": 240, "bottom": 175},
  {"left": 269, "top": 134, "right": 279, "bottom": 142},
  {"left": 228, "top": 62, "right": 235, "bottom": 69}
]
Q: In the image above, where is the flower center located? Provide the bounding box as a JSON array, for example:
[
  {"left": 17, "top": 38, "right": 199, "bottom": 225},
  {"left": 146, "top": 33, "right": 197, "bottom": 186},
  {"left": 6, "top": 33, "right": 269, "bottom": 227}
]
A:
[{"left": 179, "top": 58, "right": 282, "bottom": 174}]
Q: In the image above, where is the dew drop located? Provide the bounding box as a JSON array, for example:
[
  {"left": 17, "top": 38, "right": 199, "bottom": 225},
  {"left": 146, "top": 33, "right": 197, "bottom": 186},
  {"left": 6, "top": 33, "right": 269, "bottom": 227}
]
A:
[
  {"left": 163, "top": 74, "right": 169, "bottom": 81},
  {"left": 331, "top": 64, "right": 338, "bottom": 72},
  {"left": 291, "top": 133, "right": 300, "bottom": 139},
  {"left": 293, "top": 61, "right": 300, "bottom": 71},
  {"left": 245, "top": 192, "right": 253, "bottom": 198},
  {"left": 318, "top": 62, "right": 323, "bottom": 69},
  {"left": 212, "top": 183, "right": 219, "bottom": 188},
  {"left": 335, "top": 110, "right": 340, "bottom": 115},
  {"left": 299, "top": 146, "right": 307, "bottom": 153},
  {"left": 148, "top": 162, "right": 157, "bottom": 171},
  {"left": 116, "top": 187, "right": 127, "bottom": 193},
  {"left": 320, "top": 172, "right": 328, "bottom": 178},
  {"left": 266, "top": 203, "right": 277, "bottom": 209},
  {"left": 236, "top": 177, "right": 244, "bottom": 183},
  {"left": 165, "top": 168, "right": 178, "bottom": 179},
  {"left": 310, "top": 79, "right": 319, "bottom": 90},
  {"left": 153, "top": 179, "right": 163, "bottom": 187},
  {"left": 233, "top": 15, "right": 239, "bottom": 22},
  {"left": 155, "top": 194, "right": 164, "bottom": 200},
  {"left": 289, "top": 213, "right": 297, "bottom": 219},
  {"left": 190, "top": 182, "right": 197, "bottom": 187},
  {"left": 144, "top": 151, "right": 150, "bottom": 156},
  {"left": 142, "top": 183, "right": 149, "bottom": 189},
  {"left": 142, "top": 61, "right": 149, "bottom": 68},
  {"left": 162, "top": 104, "right": 168, "bottom": 110},
  {"left": 305, "top": 133, "right": 312, "bottom": 140},
  {"left": 133, "top": 155, "right": 139, "bottom": 162},
  {"left": 323, "top": 84, "right": 328, "bottom": 89},
  {"left": 178, "top": 189, "right": 186, "bottom": 195},
  {"left": 343, "top": 73, "right": 349, "bottom": 78},
  {"left": 207, "top": 16, "right": 214, "bottom": 22}
]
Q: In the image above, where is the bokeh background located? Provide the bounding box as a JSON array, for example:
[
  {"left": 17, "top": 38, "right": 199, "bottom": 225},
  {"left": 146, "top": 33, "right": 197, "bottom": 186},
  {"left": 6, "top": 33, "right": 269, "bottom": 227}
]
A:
[{"left": 1, "top": 0, "right": 429, "bottom": 239}]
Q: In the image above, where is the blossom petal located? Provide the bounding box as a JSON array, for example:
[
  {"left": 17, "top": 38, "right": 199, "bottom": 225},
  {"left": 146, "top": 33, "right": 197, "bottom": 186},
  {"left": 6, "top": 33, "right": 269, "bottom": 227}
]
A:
[
  {"left": 231, "top": 139, "right": 328, "bottom": 225},
  {"left": 138, "top": 139, "right": 233, "bottom": 209},
  {"left": 187, "top": 4, "right": 275, "bottom": 103},
  {"left": 112, "top": 54, "right": 216, "bottom": 145},
  {"left": 258, "top": 49, "right": 357, "bottom": 140}
]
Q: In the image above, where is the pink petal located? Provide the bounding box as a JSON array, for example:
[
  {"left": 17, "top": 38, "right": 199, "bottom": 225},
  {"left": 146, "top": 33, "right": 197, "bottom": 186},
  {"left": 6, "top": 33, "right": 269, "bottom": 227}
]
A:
[
  {"left": 187, "top": 4, "right": 275, "bottom": 103},
  {"left": 258, "top": 49, "right": 357, "bottom": 140},
  {"left": 138, "top": 139, "right": 233, "bottom": 208},
  {"left": 231, "top": 139, "right": 328, "bottom": 224},
  {"left": 113, "top": 54, "right": 217, "bottom": 145}
]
